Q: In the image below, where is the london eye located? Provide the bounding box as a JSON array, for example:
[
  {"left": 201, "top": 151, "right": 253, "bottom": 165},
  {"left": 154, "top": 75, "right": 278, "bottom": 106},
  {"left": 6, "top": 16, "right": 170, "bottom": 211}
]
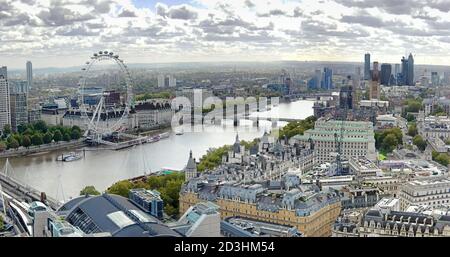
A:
[{"left": 77, "top": 51, "right": 133, "bottom": 140}]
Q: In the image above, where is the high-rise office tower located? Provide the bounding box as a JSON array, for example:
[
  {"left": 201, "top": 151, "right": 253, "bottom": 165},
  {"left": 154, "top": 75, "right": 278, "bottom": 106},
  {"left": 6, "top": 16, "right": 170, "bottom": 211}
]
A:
[
  {"left": 444, "top": 71, "right": 450, "bottom": 85},
  {"left": 157, "top": 74, "right": 165, "bottom": 88},
  {"left": 26, "top": 61, "right": 33, "bottom": 90},
  {"left": 352, "top": 68, "right": 361, "bottom": 108},
  {"left": 401, "top": 57, "right": 408, "bottom": 86},
  {"left": 380, "top": 63, "right": 392, "bottom": 86},
  {"left": 322, "top": 67, "right": 333, "bottom": 90},
  {"left": 394, "top": 64, "right": 400, "bottom": 85},
  {"left": 0, "top": 66, "right": 7, "bottom": 80},
  {"left": 372, "top": 62, "right": 379, "bottom": 81},
  {"left": 168, "top": 75, "right": 176, "bottom": 87},
  {"left": 0, "top": 75, "right": 11, "bottom": 134},
  {"left": 10, "top": 92, "right": 28, "bottom": 132},
  {"left": 407, "top": 53, "right": 414, "bottom": 86},
  {"left": 308, "top": 69, "right": 322, "bottom": 89},
  {"left": 431, "top": 72, "right": 439, "bottom": 87},
  {"left": 364, "top": 53, "right": 371, "bottom": 80},
  {"left": 12, "top": 80, "right": 28, "bottom": 94},
  {"left": 369, "top": 62, "right": 380, "bottom": 100},
  {"left": 400, "top": 54, "right": 415, "bottom": 86}
]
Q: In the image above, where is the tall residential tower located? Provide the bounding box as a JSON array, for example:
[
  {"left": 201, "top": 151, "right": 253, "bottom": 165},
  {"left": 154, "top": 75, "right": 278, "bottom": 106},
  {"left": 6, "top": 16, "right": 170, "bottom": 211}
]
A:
[
  {"left": 364, "top": 53, "right": 371, "bottom": 80},
  {"left": 26, "top": 61, "right": 33, "bottom": 90}
]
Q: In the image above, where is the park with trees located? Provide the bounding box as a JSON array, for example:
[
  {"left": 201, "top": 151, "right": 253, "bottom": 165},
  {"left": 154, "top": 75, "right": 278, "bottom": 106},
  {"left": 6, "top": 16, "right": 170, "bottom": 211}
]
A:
[
  {"left": 0, "top": 120, "right": 82, "bottom": 152},
  {"left": 105, "top": 172, "right": 185, "bottom": 217}
]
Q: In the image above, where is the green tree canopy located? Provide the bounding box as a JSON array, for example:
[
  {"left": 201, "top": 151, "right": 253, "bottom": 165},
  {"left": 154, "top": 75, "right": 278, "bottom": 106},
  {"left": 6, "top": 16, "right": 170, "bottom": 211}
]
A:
[
  {"left": 71, "top": 129, "right": 81, "bottom": 140},
  {"left": 0, "top": 215, "right": 4, "bottom": 231},
  {"left": 80, "top": 186, "right": 101, "bottom": 196},
  {"left": 33, "top": 120, "right": 48, "bottom": 133},
  {"left": 2, "top": 124, "right": 11, "bottom": 136},
  {"left": 406, "top": 113, "right": 415, "bottom": 122},
  {"left": 63, "top": 133, "right": 71, "bottom": 142},
  {"left": 22, "top": 135, "right": 31, "bottom": 148},
  {"left": 8, "top": 138, "right": 20, "bottom": 149},
  {"left": 408, "top": 123, "right": 418, "bottom": 137},
  {"left": 31, "top": 134, "right": 44, "bottom": 146},
  {"left": 0, "top": 141, "right": 6, "bottom": 152},
  {"left": 413, "top": 135, "right": 427, "bottom": 151},
  {"left": 106, "top": 180, "right": 134, "bottom": 197},
  {"left": 53, "top": 130, "right": 62, "bottom": 142},
  {"left": 434, "top": 153, "right": 450, "bottom": 166},
  {"left": 382, "top": 134, "right": 399, "bottom": 153},
  {"left": 43, "top": 132, "right": 53, "bottom": 144}
]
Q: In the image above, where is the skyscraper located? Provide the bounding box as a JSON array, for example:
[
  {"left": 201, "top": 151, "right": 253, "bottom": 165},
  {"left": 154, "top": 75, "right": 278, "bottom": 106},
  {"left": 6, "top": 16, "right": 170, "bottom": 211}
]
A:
[
  {"left": 380, "top": 63, "right": 392, "bottom": 86},
  {"left": 370, "top": 62, "right": 380, "bottom": 100},
  {"left": 394, "top": 64, "right": 400, "bottom": 85},
  {"left": 407, "top": 53, "right": 414, "bottom": 86},
  {"left": 0, "top": 66, "right": 7, "bottom": 80},
  {"left": 431, "top": 72, "right": 439, "bottom": 87},
  {"left": 157, "top": 74, "right": 165, "bottom": 88},
  {"left": 168, "top": 75, "right": 177, "bottom": 87},
  {"left": 401, "top": 56, "right": 408, "bottom": 86},
  {"left": 26, "top": 61, "right": 33, "bottom": 90},
  {"left": 0, "top": 75, "right": 11, "bottom": 133},
  {"left": 364, "top": 53, "right": 371, "bottom": 80},
  {"left": 322, "top": 67, "right": 333, "bottom": 90},
  {"left": 10, "top": 92, "right": 28, "bottom": 132}
]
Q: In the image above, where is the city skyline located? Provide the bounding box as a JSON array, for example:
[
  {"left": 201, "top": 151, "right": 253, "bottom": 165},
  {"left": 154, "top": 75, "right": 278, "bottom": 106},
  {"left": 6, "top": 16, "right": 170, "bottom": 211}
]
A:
[{"left": 2, "top": 0, "right": 450, "bottom": 68}]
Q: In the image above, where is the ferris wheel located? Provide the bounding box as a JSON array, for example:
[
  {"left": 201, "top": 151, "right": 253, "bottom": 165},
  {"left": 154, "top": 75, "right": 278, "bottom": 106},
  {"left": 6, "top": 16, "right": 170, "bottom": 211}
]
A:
[{"left": 78, "top": 51, "right": 133, "bottom": 137}]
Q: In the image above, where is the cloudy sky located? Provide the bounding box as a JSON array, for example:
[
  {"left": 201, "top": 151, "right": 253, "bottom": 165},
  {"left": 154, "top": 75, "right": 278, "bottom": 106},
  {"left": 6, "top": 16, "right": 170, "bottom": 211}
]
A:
[{"left": 2, "top": 0, "right": 450, "bottom": 69}]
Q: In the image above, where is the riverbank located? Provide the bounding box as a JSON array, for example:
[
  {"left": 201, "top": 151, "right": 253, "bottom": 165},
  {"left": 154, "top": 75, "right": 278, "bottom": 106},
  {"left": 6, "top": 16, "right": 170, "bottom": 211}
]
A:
[
  {"left": 3, "top": 100, "right": 314, "bottom": 199},
  {"left": 0, "top": 139, "right": 87, "bottom": 159}
]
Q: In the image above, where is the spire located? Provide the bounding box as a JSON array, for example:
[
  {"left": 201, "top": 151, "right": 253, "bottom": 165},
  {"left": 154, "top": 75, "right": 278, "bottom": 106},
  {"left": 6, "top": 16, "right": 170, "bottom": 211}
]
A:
[
  {"left": 235, "top": 133, "right": 239, "bottom": 143},
  {"left": 189, "top": 150, "right": 193, "bottom": 159}
]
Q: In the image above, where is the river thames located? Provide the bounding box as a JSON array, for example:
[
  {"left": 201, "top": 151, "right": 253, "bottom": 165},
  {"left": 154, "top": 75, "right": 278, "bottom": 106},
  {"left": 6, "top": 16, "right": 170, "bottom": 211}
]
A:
[{"left": 0, "top": 100, "right": 314, "bottom": 201}]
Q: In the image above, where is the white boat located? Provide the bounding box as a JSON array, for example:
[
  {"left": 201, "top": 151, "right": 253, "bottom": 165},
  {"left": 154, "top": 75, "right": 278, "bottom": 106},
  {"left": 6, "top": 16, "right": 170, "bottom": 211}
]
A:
[
  {"left": 175, "top": 129, "right": 184, "bottom": 135},
  {"left": 159, "top": 132, "right": 170, "bottom": 139},
  {"left": 56, "top": 152, "right": 82, "bottom": 162}
]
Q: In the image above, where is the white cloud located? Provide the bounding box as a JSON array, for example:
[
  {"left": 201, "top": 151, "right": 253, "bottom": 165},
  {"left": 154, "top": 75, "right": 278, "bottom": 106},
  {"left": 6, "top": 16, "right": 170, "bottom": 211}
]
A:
[{"left": 1, "top": 0, "right": 450, "bottom": 68}]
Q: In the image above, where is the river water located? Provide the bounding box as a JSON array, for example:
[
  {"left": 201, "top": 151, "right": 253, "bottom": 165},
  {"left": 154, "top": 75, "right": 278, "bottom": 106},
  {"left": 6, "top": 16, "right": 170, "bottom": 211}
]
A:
[{"left": 0, "top": 100, "right": 314, "bottom": 200}]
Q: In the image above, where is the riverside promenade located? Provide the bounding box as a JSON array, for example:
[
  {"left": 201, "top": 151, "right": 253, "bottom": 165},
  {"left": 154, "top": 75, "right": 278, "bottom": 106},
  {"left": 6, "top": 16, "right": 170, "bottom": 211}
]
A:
[{"left": 0, "top": 139, "right": 87, "bottom": 158}]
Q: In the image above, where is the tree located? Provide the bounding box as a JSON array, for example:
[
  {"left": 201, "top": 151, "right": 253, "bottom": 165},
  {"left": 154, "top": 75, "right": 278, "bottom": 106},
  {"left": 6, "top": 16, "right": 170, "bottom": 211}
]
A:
[
  {"left": 22, "top": 135, "right": 31, "bottom": 148},
  {"left": 71, "top": 129, "right": 81, "bottom": 140},
  {"left": 406, "top": 113, "right": 415, "bottom": 122},
  {"left": 408, "top": 123, "right": 418, "bottom": 137},
  {"left": 72, "top": 125, "right": 81, "bottom": 132},
  {"left": 53, "top": 130, "right": 62, "bottom": 142},
  {"left": 106, "top": 180, "right": 134, "bottom": 197},
  {"left": 2, "top": 124, "right": 11, "bottom": 136},
  {"left": 0, "top": 141, "right": 6, "bottom": 152},
  {"left": 80, "top": 186, "right": 101, "bottom": 196},
  {"left": 23, "top": 128, "right": 34, "bottom": 136},
  {"left": 0, "top": 215, "right": 4, "bottom": 231},
  {"left": 17, "top": 124, "right": 27, "bottom": 134},
  {"left": 413, "top": 135, "right": 427, "bottom": 151},
  {"left": 8, "top": 138, "right": 19, "bottom": 149},
  {"left": 382, "top": 134, "right": 399, "bottom": 153},
  {"left": 43, "top": 132, "right": 53, "bottom": 144},
  {"left": 435, "top": 153, "right": 450, "bottom": 166},
  {"left": 63, "top": 133, "right": 71, "bottom": 142},
  {"left": 31, "top": 134, "right": 44, "bottom": 146},
  {"left": 33, "top": 120, "right": 48, "bottom": 133},
  {"left": 432, "top": 105, "right": 445, "bottom": 115}
]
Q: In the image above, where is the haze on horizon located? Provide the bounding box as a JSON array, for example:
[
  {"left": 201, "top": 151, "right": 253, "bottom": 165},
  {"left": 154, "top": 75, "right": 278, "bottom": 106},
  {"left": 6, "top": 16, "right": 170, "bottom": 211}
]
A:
[{"left": 2, "top": 0, "right": 450, "bottom": 69}]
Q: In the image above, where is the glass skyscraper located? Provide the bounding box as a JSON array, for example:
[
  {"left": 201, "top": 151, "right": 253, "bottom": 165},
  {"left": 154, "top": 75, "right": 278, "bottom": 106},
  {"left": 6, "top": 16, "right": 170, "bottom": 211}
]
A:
[{"left": 364, "top": 53, "right": 371, "bottom": 80}]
